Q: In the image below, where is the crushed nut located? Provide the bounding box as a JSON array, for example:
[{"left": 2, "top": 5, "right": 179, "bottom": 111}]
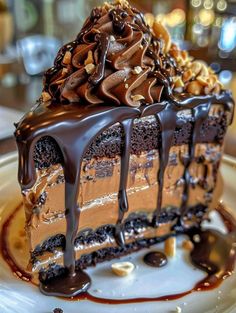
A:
[
  {"left": 164, "top": 237, "right": 176, "bottom": 258},
  {"left": 176, "top": 56, "right": 185, "bottom": 67},
  {"left": 144, "top": 13, "right": 155, "bottom": 27},
  {"left": 173, "top": 76, "right": 184, "bottom": 88},
  {"left": 85, "top": 63, "right": 95, "bottom": 74},
  {"left": 183, "top": 69, "right": 193, "bottom": 82},
  {"left": 131, "top": 94, "right": 145, "bottom": 101},
  {"left": 182, "top": 239, "right": 194, "bottom": 251},
  {"left": 62, "top": 51, "right": 71, "bottom": 65},
  {"left": 190, "top": 61, "right": 203, "bottom": 76},
  {"left": 200, "top": 63, "right": 209, "bottom": 77},
  {"left": 62, "top": 67, "right": 68, "bottom": 75},
  {"left": 186, "top": 81, "right": 203, "bottom": 95},
  {"left": 114, "top": 0, "right": 129, "bottom": 7},
  {"left": 175, "top": 306, "right": 182, "bottom": 313},
  {"left": 111, "top": 261, "right": 135, "bottom": 276},
  {"left": 196, "top": 76, "right": 209, "bottom": 86},
  {"left": 125, "top": 83, "right": 129, "bottom": 89},
  {"left": 84, "top": 51, "right": 94, "bottom": 66},
  {"left": 152, "top": 21, "right": 171, "bottom": 53},
  {"left": 132, "top": 66, "right": 143, "bottom": 75},
  {"left": 42, "top": 91, "right": 51, "bottom": 102}
]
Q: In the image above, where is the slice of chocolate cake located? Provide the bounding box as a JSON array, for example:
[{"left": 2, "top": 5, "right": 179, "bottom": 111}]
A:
[{"left": 15, "top": 0, "right": 234, "bottom": 297}]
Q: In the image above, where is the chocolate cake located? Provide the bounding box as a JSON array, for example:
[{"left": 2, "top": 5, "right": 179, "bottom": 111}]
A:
[{"left": 14, "top": 0, "right": 234, "bottom": 297}]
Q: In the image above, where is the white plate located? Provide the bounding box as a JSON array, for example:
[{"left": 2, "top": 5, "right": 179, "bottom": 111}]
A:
[
  {"left": 0, "top": 153, "right": 236, "bottom": 313},
  {"left": 0, "top": 107, "right": 23, "bottom": 140}
]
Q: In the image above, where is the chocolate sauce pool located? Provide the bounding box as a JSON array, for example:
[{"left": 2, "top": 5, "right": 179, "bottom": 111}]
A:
[
  {"left": 143, "top": 251, "right": 168, "bottom": 267},
  {"left": 1, "top": 203, "right": 236, "bottom": 304}
]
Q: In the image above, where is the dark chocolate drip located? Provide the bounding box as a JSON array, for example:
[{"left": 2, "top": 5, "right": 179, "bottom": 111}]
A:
[
  {"left": 153, "top": 103, "right": 177, "bottom": 226},
  {"left": 179, "top": 102, "right": 211, "bottom": 223},
  {"left": 40, "top": 269, "right": 91, "bottom": 297},
  {"left": 15, "top": 91, "right": 234, "bottom": 297},
  {"left": 115, "top": 119, "right": 134, "bottom": 246},
  {"left": 143, "top": 251, "right": 168, "bottom": 267}
]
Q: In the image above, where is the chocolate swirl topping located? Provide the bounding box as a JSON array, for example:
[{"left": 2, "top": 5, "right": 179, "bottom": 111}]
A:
[{"left": 43, "top": 0, "right": 223, "bottom": 107}]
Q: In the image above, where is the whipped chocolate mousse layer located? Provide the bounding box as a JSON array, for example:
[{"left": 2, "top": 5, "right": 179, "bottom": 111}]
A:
[{"left": 26, "top": 142, "right": 222, "bottom": 273}]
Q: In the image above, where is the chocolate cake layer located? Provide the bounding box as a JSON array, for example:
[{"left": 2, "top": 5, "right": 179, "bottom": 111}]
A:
[{"left": 33, "top": 105, "right": 229, "bottom": 169}]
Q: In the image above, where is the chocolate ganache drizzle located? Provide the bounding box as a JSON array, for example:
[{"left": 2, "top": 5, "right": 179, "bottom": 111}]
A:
[{"left": 15, "top": 0, "right": 234, "bottom": 297}]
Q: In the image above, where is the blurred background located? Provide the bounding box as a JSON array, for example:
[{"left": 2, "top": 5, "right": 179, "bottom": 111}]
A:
[{"left": 0, "top": 0, "right": 235, "bottom": 156}]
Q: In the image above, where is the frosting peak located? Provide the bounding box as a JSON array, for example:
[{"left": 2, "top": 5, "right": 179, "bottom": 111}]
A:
[{"left": 42, "top": 0, "right": 223, "bottom": 107}]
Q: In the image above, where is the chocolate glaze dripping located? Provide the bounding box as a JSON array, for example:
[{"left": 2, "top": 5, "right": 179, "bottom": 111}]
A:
[
  {"left": 152, "top": 103, "right": 177, "bottom": 226},
  {"left": 178, "top": 102, "right": 211, "bottom": 226},
  {"left": 115, "top": 119, "right": 133, "bottom": 246}
]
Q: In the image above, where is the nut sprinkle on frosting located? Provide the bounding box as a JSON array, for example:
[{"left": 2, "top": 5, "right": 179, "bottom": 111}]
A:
[{"left": 43, "top": 0, "right": 223, "bottom": 107}]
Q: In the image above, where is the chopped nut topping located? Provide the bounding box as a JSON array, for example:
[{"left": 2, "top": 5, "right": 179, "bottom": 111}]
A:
[
  {"left": 186, "top": 81, "right": 203, "bottom": 95},
  {"left": 200, "top": 63, "right": 209, "bottom": 77},
  {"left": 85, "top": 63, "right": 95, "bottom": 74},
  {"left": 152, "top": 21, "right": 171, "bottom": 53},
  {"left": 62, "top": 68, "right": 68, "bottom": 75},
  {"left": 111, "top": 261, "right": 135, "bottom": 276},
  {"left": 125, "top": 83, "right": 129, "bottom": 89},
  {"left": 191, "top": 61, "right": 203, "bottom": 76},
  {"left": 184, "top": 69, "right": 194, "bottom": 82},
  {"left": 42, "top": 91, "right": 51, "bottom": 102},
  {"left": 196, "top": 76, "right": 209, "bottom": 86},
  {"left": 173, "top": 76, "right": 184, "bottom": 88},
  {"left": 114, "top": 0, "right": 129, "bottom": 7},
  {"left": 131, "top": 94, "right": 145, "bottom": 101},
  {"left": 62, "top": 51, "right": 71, "bottom": 65},
  {"left": 182, "top": 239, "right": 194, "bottom": 251},
  {"left": 84, "top": 51, "right": 94, "bottom": 66},
  {"left": 165, "top": 237, "right": 176, "bottom": 257},
  {"left": 144, "top": 13, "right": 155, "bottom": 27},
  {"left": 132, "top": 66, "right": 143, "bottom": 75}
]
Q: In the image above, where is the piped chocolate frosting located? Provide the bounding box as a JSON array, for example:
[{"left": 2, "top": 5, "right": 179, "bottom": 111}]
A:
[{"left": 42, "top": 0, "right": 222, "bottom": 107}]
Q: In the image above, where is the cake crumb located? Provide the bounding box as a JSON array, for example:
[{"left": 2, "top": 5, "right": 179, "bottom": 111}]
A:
[
  {"left": 175, "top": 306, "right": 182, "bottom": 313},
  {"left": 53, "top": 308, "right": 63, "bottom": 313}
]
